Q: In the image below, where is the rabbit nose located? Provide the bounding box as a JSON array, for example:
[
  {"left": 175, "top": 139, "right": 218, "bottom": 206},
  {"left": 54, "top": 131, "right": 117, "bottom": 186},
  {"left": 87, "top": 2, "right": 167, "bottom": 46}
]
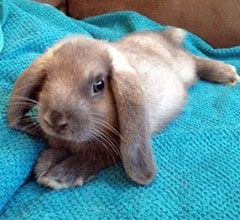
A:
[{"left": 43, "top": 110, "right": 68, "bottom": 131}]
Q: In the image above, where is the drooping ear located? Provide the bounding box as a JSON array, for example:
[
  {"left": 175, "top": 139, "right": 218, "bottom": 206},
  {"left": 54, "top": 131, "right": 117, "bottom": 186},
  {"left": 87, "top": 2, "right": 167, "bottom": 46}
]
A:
[
  {"left": 7, "top": 51, "right": 51, "bottom": 136},
  {"left": 108, "top": 47, "right": 156, "bottom": 185}
]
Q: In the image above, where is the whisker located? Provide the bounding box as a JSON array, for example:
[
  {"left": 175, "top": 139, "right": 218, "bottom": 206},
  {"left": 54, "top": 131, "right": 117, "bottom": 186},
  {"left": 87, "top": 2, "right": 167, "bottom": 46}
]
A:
[
  {"left": 9, "top": 113, "right": 40, "bottom": 133},
  {"left": 89, "top": 132, "right": 113, "bottom": 166},
  {"left": 14, "top": 120, "right": 42, "bottom": 138},
  {"left": 8, "top": 102, "right": 37, "bottom": 108},
  {"left": 91, "top": 114, "right": 121, "bottom": 137},
  {"left": 10, "top": 82, "right": 36, "bottom": 95},
  {"left": 93, "top": 119, "right": 126, "bottom": 149},
  {"left": 90, "top": 129, "right": 119, "bottom": 165},
  {"left": 90, "top": 114, "right": 124, "bottom": 158},
  {"left": 8, "top": 115, "right": 30, "bottom": 127},
  {"left": 92, "top": 127, "right": 120, "bottom": 157},
  {"left": 21, "top": 121, "right": 39, "bottom": 131},
  {"left": 10, "top": 95, "right": 39, "bottom": 105}
]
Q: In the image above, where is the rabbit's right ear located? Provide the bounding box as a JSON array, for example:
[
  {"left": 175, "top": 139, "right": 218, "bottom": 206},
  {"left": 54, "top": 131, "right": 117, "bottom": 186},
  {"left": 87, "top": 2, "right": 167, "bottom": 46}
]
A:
[
  {"left": 7, "top": 51, "right": 51, "bottom": 136},
  {"left": 108, "top": 47, "right": 156, "bottom": 185}
]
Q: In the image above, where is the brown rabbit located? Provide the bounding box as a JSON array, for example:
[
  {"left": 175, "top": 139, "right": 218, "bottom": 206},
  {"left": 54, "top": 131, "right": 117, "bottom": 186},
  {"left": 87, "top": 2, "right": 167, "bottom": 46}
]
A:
[{"left": 7, "top": 28, "right": 239, "bottom": 189}]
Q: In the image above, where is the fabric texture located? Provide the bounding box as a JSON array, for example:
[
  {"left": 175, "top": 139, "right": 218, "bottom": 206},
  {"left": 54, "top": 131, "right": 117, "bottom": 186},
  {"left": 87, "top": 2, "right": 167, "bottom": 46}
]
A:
[{"left": 0, "top": 0, "right": 240, "bottom": 219}]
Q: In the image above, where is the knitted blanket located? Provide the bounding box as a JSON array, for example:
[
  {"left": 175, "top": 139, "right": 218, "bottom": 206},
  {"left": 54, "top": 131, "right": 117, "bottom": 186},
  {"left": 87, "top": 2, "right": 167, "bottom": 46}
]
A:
[{"left": 1, "top": 0, "right": 240, "bottom": 219}]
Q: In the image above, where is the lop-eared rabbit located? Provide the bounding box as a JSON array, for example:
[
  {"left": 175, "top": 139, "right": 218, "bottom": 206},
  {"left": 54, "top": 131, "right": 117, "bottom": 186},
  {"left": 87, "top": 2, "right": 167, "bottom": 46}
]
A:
[{"left": 8, "top": 28, "right": 239, "bottom": 189}]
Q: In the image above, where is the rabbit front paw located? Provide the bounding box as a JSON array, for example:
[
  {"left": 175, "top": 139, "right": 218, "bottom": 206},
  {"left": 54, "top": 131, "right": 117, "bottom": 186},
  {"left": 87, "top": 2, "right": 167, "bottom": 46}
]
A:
[{"left": 35, "top": 149, "right": 96, "bottom": 189}]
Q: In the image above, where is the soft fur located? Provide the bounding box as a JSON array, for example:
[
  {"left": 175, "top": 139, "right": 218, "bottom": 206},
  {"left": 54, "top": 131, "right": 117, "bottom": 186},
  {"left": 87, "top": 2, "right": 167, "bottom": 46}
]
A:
[{"left": 7, "top": 28, "right": 239, "bottom": 189}]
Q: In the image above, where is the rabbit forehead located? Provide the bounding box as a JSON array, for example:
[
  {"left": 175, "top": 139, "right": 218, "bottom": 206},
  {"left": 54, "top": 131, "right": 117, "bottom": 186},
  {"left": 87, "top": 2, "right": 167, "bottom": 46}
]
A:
[
  {"left": 51, "top": 36, "right": 110, "bottom": 64},
  {"left": 47, "top": 37, "right": 111, "bottom": 78}
]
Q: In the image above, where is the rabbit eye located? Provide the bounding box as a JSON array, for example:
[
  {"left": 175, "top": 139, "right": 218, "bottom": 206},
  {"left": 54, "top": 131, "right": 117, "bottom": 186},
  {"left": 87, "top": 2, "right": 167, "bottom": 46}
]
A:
[{"left": 93, "top": 77, "right": 105, "bottom": 93}]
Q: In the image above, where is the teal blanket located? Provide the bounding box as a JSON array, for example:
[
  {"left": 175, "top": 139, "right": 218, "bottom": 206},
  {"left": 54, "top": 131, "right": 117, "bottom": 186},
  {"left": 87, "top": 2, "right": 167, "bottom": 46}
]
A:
[{"left": 1, "top": 0, "right": 240, "bottom": 219}]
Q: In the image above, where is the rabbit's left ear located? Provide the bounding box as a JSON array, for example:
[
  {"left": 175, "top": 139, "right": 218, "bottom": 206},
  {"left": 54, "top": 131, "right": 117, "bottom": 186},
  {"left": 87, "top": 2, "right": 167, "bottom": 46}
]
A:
[
  {"left": 108, "top": 47, "right": 156, "bottom": 185},
  {"left": 8, "top": 51, "right": 52, "bottom": 136}
]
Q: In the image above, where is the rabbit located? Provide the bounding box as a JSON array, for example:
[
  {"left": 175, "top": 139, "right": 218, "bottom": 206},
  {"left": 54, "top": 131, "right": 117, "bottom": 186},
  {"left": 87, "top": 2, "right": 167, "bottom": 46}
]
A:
[{"left": 7, "top": 28, "right": 239, "bottom": 189}]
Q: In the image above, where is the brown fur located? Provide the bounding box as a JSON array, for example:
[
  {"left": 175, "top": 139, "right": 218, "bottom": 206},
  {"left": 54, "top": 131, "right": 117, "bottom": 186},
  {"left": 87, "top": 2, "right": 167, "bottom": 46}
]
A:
[{"left": 7, "top": 28, "right": 239, "bottom": 189}]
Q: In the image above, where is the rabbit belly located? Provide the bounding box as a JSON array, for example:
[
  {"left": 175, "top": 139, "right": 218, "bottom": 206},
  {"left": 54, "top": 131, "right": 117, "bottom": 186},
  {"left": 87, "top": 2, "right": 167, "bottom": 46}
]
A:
[
  {"left": 144, "top": 72, "right": 187, "bottom": 134},
  {"left": 137, "top": 59, "right": 196, "bottom": 134}
]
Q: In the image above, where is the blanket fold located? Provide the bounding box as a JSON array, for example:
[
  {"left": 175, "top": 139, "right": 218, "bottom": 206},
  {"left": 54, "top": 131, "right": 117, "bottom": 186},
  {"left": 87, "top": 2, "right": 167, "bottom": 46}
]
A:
[{"left": 0, "top": 0, "right": 240, "bottom": 219}]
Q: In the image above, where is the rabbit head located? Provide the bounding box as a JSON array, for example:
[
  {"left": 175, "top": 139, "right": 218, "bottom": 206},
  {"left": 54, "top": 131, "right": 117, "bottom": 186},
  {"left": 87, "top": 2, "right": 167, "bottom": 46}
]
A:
[{"left": 8, "top": 36, "right": 156, "bottom": 185}]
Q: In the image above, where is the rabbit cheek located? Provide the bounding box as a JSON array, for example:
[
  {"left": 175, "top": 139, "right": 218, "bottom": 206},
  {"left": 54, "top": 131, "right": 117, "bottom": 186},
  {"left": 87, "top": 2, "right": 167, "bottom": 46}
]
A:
[{"left": 91, "top": 88, "right": 118, "bottom": 135}]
